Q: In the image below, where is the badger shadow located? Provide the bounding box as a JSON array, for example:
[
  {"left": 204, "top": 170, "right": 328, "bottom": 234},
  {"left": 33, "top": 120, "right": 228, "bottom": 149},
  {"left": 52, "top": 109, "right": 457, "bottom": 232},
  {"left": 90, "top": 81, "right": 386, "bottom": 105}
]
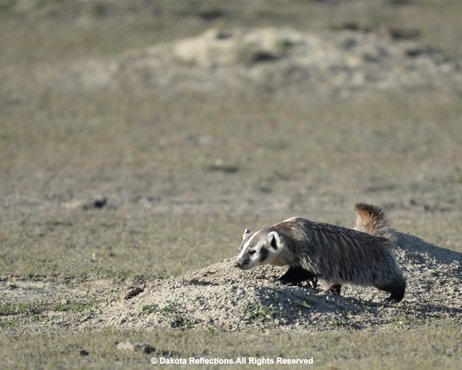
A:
[
  {"left": 248, "top": 283, "right": 462, "bottom": 328},
  {"left": 251, "top": 285, "right": 369, "bottom": 317}
]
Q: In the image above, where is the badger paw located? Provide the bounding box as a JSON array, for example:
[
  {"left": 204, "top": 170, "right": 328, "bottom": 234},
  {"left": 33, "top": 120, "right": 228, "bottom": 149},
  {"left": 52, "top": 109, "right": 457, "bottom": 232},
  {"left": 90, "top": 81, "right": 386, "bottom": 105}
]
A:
[
  {"left": 274, "top": 277, "right": 297, "bottom": 286},
  {"left": 382, "top": 297, "right": 402, "bottom": 304}
]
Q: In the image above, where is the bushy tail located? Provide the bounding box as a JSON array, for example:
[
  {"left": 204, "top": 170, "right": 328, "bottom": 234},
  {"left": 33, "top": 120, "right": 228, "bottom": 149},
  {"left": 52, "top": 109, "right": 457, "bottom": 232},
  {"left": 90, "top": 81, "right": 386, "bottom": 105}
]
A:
[{"left": 354, "top": 203, "right": 391, "bottom": 238}]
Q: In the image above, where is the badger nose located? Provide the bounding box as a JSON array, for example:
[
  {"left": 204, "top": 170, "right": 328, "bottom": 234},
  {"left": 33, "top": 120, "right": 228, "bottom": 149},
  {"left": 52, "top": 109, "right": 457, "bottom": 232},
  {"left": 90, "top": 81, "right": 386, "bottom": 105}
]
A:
[{"left": 234, "top": 261, "right": 240, "bottom": 268}]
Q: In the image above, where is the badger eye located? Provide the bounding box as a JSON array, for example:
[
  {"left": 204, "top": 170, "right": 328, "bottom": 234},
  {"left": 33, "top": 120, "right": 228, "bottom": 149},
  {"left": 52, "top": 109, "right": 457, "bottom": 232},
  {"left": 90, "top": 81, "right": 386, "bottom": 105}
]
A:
[{"left": 248, "top": 250, "right": 256, "bottom": 256}]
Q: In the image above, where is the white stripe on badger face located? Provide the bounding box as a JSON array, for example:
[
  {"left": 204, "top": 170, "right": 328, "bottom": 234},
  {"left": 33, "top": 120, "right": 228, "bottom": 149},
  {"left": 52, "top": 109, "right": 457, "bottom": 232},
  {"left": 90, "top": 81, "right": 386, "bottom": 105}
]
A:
[{"left": 237, "top": 229, "right": 262, "bottom": 260}]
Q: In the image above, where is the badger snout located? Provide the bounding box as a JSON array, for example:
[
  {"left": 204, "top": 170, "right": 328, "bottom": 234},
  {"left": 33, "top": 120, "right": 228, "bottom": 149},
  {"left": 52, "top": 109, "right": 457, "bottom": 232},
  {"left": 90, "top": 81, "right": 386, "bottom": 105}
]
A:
[
  {"left": 234, "top": 260, "right": 244, "bottom": 268},
  {"left": 234, "top": 258, "right": 250, "bottom": 269}
]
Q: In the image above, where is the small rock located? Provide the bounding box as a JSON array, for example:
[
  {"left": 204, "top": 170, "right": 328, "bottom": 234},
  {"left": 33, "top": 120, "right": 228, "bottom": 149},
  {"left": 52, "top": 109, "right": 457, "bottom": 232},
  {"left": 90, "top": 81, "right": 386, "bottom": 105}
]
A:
[
  {"left": 83, "top": 196, "right": 108, "bottom": 210},
  {"left": 79, "top": 350, "right": 89, "bottom": 356},
  {"left": 123, "top": 287, "right": 144, "bottom": 300},
  {"left": 93, "top": 197, "right": 107, "bottom": 208},
  {"left": 389, "top": 27, "right": 421, "bottom": 41},
  {"left": 62, "top": 200, "right": 84, "bottom": 209},
  {"left": 388, "top": 0, "right": 414, "bottom": 5},
  {"left": 117, "top": 341, "right": 155, "bottom": 354},
  {"left": 207, "top": 159, "right": 239, "bottom": 173}
]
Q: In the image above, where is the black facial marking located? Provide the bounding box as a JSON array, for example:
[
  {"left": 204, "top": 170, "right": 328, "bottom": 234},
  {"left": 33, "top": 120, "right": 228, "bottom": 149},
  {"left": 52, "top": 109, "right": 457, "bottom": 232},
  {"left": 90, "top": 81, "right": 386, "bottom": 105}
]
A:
[
  {"left": 259, "top": 247, "right": 269, "bottom": 262},
  {"left": 270, "top": 235, "right": 278, "bottom": 250}
]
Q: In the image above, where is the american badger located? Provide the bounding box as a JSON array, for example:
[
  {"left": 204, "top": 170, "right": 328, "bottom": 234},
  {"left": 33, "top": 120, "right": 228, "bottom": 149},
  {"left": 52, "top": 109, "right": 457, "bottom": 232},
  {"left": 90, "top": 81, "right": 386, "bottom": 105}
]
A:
[{"left": 235, "top": 203, "right": 405, "bottom": 302}]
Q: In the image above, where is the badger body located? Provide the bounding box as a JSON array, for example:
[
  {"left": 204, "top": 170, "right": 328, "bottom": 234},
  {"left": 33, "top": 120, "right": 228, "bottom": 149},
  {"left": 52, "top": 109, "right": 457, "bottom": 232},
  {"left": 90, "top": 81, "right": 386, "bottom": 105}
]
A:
[{"left": 235, "top": 203, "right": 405, "bottom": 302}]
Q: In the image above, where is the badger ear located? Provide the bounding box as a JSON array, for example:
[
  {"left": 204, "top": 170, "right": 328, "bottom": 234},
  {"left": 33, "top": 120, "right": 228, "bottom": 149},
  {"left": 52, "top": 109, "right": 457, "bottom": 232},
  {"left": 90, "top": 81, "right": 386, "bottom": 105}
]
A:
[
  {"left": 267, "top": 231, "right": 282, "bottom": 250},
  {"left": 242, "top": 228, "right": 251, "bottom": 239}
]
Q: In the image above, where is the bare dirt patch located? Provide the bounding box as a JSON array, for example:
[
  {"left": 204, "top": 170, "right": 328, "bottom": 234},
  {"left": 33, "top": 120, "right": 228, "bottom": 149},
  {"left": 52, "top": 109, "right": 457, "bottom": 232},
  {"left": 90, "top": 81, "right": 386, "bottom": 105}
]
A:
[{"left": 86, "top": 230, "right": 461, "bottom": 332}]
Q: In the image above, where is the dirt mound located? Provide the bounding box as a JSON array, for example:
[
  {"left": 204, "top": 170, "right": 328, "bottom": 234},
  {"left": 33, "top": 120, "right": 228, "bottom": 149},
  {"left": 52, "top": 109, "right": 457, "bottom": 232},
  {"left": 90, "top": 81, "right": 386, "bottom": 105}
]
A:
[
  {"left": 41, "top": 27, "right": 462, "bottom": 95},
  {"left": 86, "top": 230, "right": 461, "bottom": 332}
]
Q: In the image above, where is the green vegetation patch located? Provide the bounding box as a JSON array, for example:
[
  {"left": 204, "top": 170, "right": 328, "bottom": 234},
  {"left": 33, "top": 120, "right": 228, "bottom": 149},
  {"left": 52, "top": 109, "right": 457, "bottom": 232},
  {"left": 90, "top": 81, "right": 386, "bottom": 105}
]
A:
[
  {"left": 0, "top": 300, "right": 100, "bottom": 317},
  {"left": 244, "top": 302, "right": 282, "bottom": 321}
]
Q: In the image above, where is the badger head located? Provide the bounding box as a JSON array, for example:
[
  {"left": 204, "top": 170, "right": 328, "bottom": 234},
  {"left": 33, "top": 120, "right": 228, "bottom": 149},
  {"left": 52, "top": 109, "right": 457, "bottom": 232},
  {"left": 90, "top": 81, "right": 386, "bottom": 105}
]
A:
[{"left": 235, "top": 228, "right": 284, "bottom": 269}]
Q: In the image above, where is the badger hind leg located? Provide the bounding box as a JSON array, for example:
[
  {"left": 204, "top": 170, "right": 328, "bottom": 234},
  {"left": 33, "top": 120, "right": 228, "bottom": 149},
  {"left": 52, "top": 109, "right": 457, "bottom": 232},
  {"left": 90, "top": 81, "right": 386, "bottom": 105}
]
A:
[
  {"left": 278, "top": 266, "right": 317, "bottom": 286},
  {"left": 376, "top": 278, "right": 406, "bottom": 303}
]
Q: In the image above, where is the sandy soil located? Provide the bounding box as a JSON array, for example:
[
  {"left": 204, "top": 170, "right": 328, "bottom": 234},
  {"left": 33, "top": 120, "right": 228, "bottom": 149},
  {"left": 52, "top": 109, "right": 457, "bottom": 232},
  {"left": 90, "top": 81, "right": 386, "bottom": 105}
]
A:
[{"left": 76, "top": 227, "right": 461, "bottom": 333}]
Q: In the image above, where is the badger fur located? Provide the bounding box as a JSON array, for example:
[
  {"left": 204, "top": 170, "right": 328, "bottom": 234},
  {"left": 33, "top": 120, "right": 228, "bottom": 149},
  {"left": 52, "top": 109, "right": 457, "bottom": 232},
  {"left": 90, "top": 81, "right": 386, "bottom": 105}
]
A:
[{"left": 235, "top": 203, "right": 405, "bottom": 302}]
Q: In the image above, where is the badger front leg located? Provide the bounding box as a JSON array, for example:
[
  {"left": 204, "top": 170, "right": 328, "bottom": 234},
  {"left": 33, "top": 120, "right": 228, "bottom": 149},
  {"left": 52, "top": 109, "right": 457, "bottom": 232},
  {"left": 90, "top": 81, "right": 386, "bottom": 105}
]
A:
[
  {"left": 277, "top": 266, "right": 318, "bottom": 286},
  {"left": 326, "top": 283, "right": 342, "bottom": 295}
]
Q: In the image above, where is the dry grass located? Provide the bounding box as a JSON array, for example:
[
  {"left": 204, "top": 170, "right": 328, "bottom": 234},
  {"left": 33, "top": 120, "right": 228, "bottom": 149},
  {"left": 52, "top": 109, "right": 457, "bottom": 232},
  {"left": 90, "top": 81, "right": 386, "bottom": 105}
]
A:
[{"left": 0, "top": 325, "right": 460, "bottom": 369}]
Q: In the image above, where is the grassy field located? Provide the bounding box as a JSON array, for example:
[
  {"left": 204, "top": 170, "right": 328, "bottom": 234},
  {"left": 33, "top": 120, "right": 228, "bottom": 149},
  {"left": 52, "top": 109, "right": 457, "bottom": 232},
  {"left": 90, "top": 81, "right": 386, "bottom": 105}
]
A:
[
  {"left": 0, "top": 325, "right": 459, "bottom": 369},
  {"left": 1, "top": 0, "right": 461, "bottom": 368}
]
